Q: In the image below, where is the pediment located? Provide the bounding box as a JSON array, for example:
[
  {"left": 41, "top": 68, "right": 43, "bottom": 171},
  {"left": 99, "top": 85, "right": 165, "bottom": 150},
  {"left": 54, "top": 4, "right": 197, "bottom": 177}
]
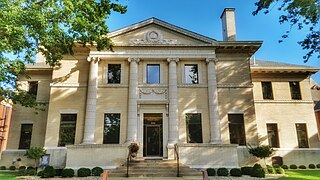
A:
[{"left": 108, "top": 18, "right": 218, "bottom": 46}]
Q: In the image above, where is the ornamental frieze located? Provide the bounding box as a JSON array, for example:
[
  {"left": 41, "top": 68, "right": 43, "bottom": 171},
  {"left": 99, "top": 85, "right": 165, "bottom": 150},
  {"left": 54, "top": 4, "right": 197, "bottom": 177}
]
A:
[{"left": 129, "top": 30, "right": 177, "bottom": 45}]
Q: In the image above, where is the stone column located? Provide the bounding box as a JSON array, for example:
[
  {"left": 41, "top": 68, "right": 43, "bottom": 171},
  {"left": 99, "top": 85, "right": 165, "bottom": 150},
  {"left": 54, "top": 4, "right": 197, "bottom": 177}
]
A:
[
  {"left": 206, "top": 57, "right": 222, "bottom": 144},
  {"left": 167, "top": 58, "right": 179, "bottom": 148},
  {"left": 127, "top": 58, "right": 140, "bottom": 143},
  {"left": 82, "top": 56, "right": 99, "bottom": 144}
]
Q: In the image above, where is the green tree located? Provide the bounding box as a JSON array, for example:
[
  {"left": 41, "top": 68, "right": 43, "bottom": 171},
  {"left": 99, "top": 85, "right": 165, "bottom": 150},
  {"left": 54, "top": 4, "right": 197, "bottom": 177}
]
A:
[
  {"left": 0, "top": 0, "right": 127, "bottom": 108},
  {"left": 253, "top": 0, "right": 319, "bottom": 62},
  {"left": 247, "top": 144, "right": 274, "bottom": 167},
  {"left": 24, "top": 147, "right": 47, "bottom": 170}
]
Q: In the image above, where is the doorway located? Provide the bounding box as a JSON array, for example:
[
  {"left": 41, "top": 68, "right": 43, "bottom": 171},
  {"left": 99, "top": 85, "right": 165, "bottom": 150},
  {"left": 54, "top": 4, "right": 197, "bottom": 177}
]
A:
[{"left": 143, "top": 113, "right": 163, "bottom": 157}]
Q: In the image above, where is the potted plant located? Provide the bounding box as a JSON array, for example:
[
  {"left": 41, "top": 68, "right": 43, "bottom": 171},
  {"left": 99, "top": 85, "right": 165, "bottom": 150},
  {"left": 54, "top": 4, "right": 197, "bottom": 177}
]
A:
[{"left": 128, "top": 143, "right": 139, "bottom": 158}]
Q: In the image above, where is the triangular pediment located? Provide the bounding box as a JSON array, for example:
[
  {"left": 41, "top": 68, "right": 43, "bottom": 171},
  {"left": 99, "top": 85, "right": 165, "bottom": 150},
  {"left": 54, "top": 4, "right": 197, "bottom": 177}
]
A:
[{"left": 108, "top": 18, "right": 218, "bottom": 46}]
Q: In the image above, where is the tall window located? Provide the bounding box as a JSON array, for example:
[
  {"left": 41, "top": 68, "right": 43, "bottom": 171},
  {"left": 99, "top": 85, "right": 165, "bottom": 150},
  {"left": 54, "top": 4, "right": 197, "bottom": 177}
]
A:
[
  {"left": 19, "top": 124, "right": 33, "bottom": 149},
  {"left": 28, "top": 81, "right": 38, "bottom": 96},
  {"left": 267, "top": 124, "right": 280, "bottom": 148},
  {"left": 103, "top": 113, "right": 120, "bottom": 144},
  {"left": 290, "top": 81, "right": 301, "bottom": 100},
  {"left": 147, "top": 64, "right": 160, "bottom": 84},
  {"left": 58, "top": 114, "right": 77, "bottom": 147},
  {"left": 186, "top": 113, "right": 202, "bottom": 143},
  {"left": 262, "top": 82, "right": 273, "bottom": 99},
  {"left": 185, "top": 64, "right": 198, "bottom": 84},
  {"left": 296, "top": 123, "right": 309, "bottom": 148},
  {"left": 228, "top": 114, "right": 246, "bottom": 145},
  {"left": 108, "top": 64, "right": 121, "bottom": 84}
]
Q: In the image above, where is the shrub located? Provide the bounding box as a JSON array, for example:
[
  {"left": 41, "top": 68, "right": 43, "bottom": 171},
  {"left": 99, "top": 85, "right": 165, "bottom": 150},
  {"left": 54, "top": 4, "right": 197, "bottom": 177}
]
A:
[
  {"left": 217, "top": 168, "right": 228, "bottom": 176},
  {"left": 27, "top": 169, "right": 37, "bottom": 176},
  {"left": 309, "top": 164, "right": 316, "bottom": 169},
  {"left": 77, "top": 168, "right": 91, "bottom": 177},
  {"left": 241, "top": 166, "right": 253, "bottom": 175},
  {"left": 27, "top": 166, "right": 35, "bottom": 170},
  {"left": 9, "top": 166, "right": 16, "bottom": 170},
  {"left": 317, "top": 164, "right": 320, "bottom": 168},
  {"left": 0, "top": 166, "right": 6, "bottom": 170},
  {"left": 289, "top": 164, "right": 297, "bottom": 169},
  {"left": 37, "top": 170, "right": 43, "bottom": 177},
  {"left": 251, "top": 164, "right": 265, "bottom": 178},
  {"left": 266, "top": 165, "right": 276, "bottom": 174},
  {"left": 19, "top": 166, "right": 26, "bottom": 170},
  {"left": 299, "top": 165, "right": 306, "bottom": 169},
  {"left": 55, "top": 169, "right": 63, "bottom": 176},
  {"left": 273, "top": 164, "right": 280, "bottom": 168},
  {"left": 230, "top": 168, "right": 242, "bottom": 177},
  {"left": 92, "top": 167, "right": 103, "bottom": 176},
  {"left": 17, "top": 169, "right": 27, "bottom": 176},
  {"left": 206, "top": 168, "right": 215, "bottom": 176},
  {"left": 275, "top": 167, "right": 285, "bottom": 174},
  {"left": 281, "top": 165, "right": 288, "bottom": 169},
  {"left": 41, "top": 166, "right": 56, "bottom": 178},
  {"left": 61, "top": 168, "right": 75, "bottom": 177}
]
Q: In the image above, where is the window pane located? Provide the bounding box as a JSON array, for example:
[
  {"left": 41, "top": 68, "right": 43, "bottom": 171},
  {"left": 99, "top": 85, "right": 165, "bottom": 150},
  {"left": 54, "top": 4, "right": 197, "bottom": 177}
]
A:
[
  {"left": 290, "top": 82, "right": 301, "bottom": 100},
  {"left": 28, "top": 81, "right": 38, "bottom": 96},
  {"left": 108, "top": 64, "right": 121, "bottom": 84},
  {"left": 147, "top": 64, "right": 160, "bottom": 84},
  {"left": 59, "top": 114, "right": 77, "bottom": 147},
  {"left": 296, "top": 123, "right": 309, "bottom": 148},
  {"left": 186, "top": 113, "right": 202, "bottom": 143},
  {"left": 185, "top": 64, "right": 198, "bottom": 84},
  {"left": 19, "top": 124, "right": 33, "bottom": 149},
  {"left": 267, "top": 124, "right": 279, "bottom": 148},
  {"left": 262, "top": 82, "right": 273, "bottom": 100},
  {"left": 228, "top": 114, "right": 246, "bottom": 145},
  {"left": 104, "top": 113, "right": 120, "bottom": 144}
]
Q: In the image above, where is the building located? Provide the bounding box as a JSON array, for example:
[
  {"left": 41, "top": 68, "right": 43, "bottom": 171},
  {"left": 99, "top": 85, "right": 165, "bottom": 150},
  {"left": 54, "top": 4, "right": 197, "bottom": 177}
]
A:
[{"left": 0, "top": 8, "right": 319, "bottom": 169}]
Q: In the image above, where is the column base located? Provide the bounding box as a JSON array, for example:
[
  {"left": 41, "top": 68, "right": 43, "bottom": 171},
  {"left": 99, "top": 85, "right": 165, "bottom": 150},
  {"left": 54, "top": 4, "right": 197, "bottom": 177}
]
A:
[
  {"left": 210, "top": 139, "right": 222, "bottom": 144},
  {"left": 81, "top": 140, "right": 96, "bottom": 145}
]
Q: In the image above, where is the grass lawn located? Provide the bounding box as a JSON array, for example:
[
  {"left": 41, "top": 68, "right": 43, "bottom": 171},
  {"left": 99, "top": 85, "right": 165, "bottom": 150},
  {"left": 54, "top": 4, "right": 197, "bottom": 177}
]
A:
[
  {"left": 277, "top": 170, "right": 320, "bottom": 180},
  {"left": 0, "top": 172, "right": 18, "bottom": 180}
]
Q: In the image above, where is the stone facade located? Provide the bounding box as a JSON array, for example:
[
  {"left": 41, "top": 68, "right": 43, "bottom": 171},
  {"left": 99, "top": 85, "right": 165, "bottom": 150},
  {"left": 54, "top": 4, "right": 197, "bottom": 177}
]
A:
[{"left": 1, "top": 8, "right": 320, "bottom": 169}]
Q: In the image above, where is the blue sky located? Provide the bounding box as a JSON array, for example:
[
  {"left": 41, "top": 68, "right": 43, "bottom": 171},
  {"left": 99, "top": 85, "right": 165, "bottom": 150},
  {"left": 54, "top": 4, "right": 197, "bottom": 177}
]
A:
[{"left": 107, "top": 0, "right": 320, "bottom": 83}]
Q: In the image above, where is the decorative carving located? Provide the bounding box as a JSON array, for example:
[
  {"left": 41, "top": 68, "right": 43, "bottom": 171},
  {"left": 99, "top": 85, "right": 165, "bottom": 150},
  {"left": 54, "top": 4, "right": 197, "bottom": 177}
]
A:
[
  {"left": 167, "top": 58, "right": 179, "bottom": 63},
  {"left": 129, "top": 30, "right": 177, "bottom": 45},
  {"left": 128, "top": 57, "right": 140, "bottom": 63},
  {"left": 87, "top": 56, "right": 100, "bottom": 63},
  {"left": 206, "top": 57, "right": 218, "bottom": 64},
  {"left": 139, "top": 88, "right": 167, "bottom": 95},
  {"left": 139, "top": 88, "right": 168, "bottom": 99}
]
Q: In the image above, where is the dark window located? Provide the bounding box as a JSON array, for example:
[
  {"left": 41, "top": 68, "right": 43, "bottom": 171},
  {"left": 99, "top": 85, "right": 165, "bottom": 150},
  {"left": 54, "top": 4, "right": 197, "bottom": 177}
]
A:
[
  {"left": 228, "top": 114, "right": 246, "bottom": 145},
  {"left": 290, "top": 81, "right": 301, "bottom": 100},
  {"left": 262, "top": 82, "right": 273, "bottom": 99},
  {"left": 108, "top": 64, "right": 121, "bottom": 84},
  {"left": 147, "top": 64, "right": 160, "bottom": 84},
  {"left": 267, "top": 124, "right": 280, "bottom": 148},
  {"left": 296, "top": 123, "right": 309, "bottom": 148},
  {"left": 28, "top": 81, "right": 38, "bottom": 96},
  {"left": 185, "top": 64, "right": 198, "bottom": 84},
  {"left": 19, "top": 124, "right": 33, "bottom": 149},
  {"left": 186, "top": 113, "right": 202, "bottom": 143},
  {"left": 59, "top": 114, "right": 77, "bottom": 146},
  {"left": 103, "top": 113, "right": 120, "bottom": 144}
]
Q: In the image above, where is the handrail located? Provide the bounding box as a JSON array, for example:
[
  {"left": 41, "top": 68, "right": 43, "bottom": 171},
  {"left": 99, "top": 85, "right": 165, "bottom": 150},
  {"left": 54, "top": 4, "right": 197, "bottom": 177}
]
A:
[
  {"left": 174, "top": 144, "right": 180, "bottom": 177},
  {"left": 126, "top": 151, "right": 132, "bottom": 177}
]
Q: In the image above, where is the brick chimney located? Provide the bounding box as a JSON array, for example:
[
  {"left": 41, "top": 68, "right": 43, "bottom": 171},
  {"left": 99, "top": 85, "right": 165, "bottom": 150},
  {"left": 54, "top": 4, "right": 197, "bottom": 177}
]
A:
[{"left": 220, "top": 8, "right": 236, "bottom": 41}]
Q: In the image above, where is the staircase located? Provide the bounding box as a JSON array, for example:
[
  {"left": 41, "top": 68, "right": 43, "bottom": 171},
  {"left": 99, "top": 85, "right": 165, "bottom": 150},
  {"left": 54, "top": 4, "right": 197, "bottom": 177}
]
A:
[{"left": 109, "top": 159, "right": 202, "bottom": 178}]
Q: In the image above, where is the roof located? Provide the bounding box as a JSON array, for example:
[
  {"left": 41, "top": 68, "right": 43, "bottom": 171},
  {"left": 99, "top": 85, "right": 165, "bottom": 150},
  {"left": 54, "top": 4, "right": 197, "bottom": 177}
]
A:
[
  {"left": 108, "top": 17, "right": 218, "bottom": 45},
  {"left": 251, "top": 60, "right": 320, "bottom": 74}
]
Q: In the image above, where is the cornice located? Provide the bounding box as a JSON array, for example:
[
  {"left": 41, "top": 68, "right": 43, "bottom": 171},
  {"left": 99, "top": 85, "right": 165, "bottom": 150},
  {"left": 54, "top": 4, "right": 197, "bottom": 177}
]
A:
[
  {"left": 254, "top": 100, "right": 313, "bottom": 104},
  {"left": 217, "top": 83, "right": 253, "bottom": 88},
  {"left": 98, "top": 84, "right": 129, "bottom": 88},
  {"left": 50, "top": 83, "right": 87, "bottom": 88}
]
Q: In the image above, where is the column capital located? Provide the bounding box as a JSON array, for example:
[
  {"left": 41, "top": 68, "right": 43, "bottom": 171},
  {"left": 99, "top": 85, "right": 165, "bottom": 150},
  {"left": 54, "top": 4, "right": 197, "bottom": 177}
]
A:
[
  {"left": 128, "top": 57, "right": 140, "bottom": 63},
  {"left": 167, "top": 58, "right": 179, "bottom": 63},
  {"left": 87, "top": 56, "right": 100, "bottom": 63},
  {"left": 206, "top": 57, "right": 218, "bottom": 64}
]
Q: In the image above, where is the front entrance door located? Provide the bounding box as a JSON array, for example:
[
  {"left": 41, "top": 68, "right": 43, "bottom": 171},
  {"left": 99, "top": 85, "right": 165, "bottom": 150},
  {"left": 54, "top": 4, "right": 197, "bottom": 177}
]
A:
[{"left": 143, "top": 113, "right": 163, "bottom": 157}]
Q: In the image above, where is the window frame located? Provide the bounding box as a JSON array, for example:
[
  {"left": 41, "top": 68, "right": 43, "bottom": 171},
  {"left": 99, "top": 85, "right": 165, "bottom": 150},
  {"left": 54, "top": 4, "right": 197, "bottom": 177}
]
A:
[
  {"left": 18, "top": 124, "right": 33, "bottom": 149},
  {"left": 228, "top": 113, "right": 246, "bottom": 146},
  {"left": 107, "top": 64, "right": 121, "bottom": 84},
  {"left": 146, "top": 64, "right": 160, "bottom": 84},
  {"left": 289, "top": 81, "right": 302, "bottom": 100},
  {"left": 28, "top": 81, "right": 38, "bottom": 97},
  {"left": 103, "top": 113, "right": 121, "bottom": 144},
  {"left": 266, "top": 123, "right": 280, "bottom": 148},
  {"left": 185, "top": 113, "right": 203, "bottom": 143},
  {"left": 295, "top": 123, "right": 309, "bottom": 148},
  {"left": 58, "top": 114, "right": 77, "bottom": 147},
  {"left": 184, "top": 64, "right": 199, "bottom": 84},
  {"left": 261, "top": 82, "right": 274, "bottom": 100}
]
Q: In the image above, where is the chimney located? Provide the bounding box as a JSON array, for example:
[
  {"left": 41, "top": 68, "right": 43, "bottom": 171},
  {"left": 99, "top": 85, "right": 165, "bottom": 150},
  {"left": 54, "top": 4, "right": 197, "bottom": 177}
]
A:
[{"left": 220, "top": 8, "right": 236, "bottom": 41}]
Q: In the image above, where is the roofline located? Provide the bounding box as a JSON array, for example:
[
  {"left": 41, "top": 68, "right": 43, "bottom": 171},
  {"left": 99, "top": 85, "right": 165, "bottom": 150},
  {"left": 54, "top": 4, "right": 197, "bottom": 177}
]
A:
[
  {"left": 107, "top": 17, "right": 218, "bottom": 45},
  {"left": 251, "top": 67, "right": 320, "bottom": 74}
]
